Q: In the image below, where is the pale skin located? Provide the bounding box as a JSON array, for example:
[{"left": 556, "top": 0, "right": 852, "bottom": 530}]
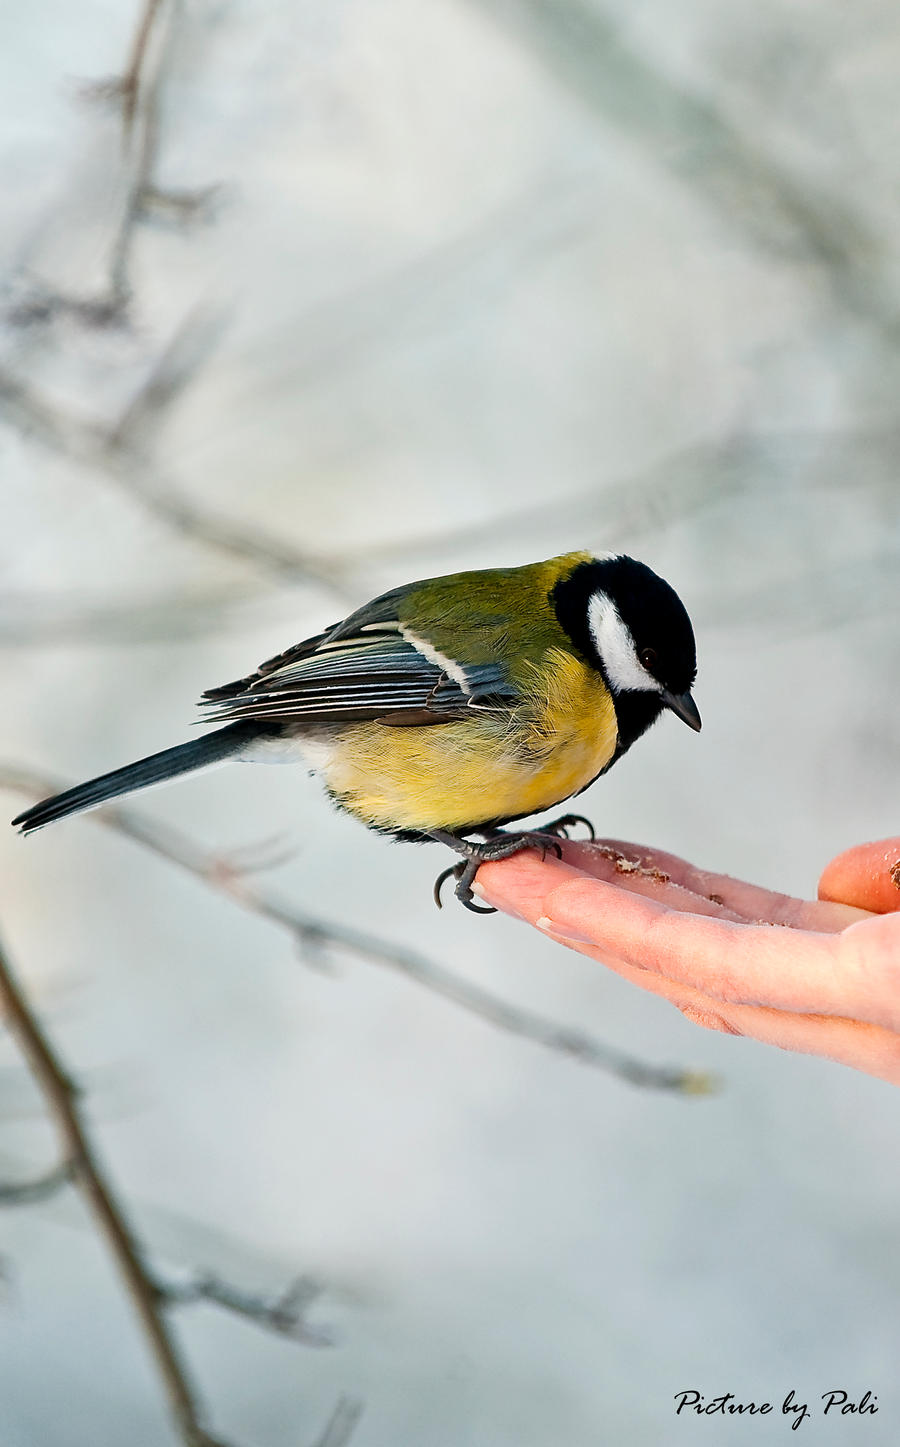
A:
[{"left": 472, "top": 837, "right": 900, "bottom": 1086}]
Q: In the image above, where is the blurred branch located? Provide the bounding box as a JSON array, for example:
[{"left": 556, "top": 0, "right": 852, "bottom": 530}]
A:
[
  {"left": 1, "top": 404, "right": 895, "bottom": 646},
  {"left": 251, "top": 174, "right": 597, "bottom": 398},
  {"left": 0, "top": 1160, "right": 72, "bottom": 1205},
  {"left": 0, "top": 331, "right": 353, "bottom": 597},
  {"left": 118, "top": 0, "right": 167, "bottom": 138},
  {"left": 0, "top": 929, "right": 229, "bottom": 1446},
  {"left": 109, "top": 304, "right": 226, "bottom": 452},
  {"left": 1, "top": 767, "right": 712, "bottom": 1095},
  {"left": 0, "top": 928, "right": 359, "bottom": 1445},
  {"left": 155, "top": 1269, "right": 333, "bottom": 1347},
  {"left": 359, "top": 432, "right": 749, "bottom": 562},
  {"left": 310, "top": 1397, "right": 365, "bottom": 1447},
  {"left": 0, "top": 1161, "right": 332, "bottom": 1345},
  {"left": 11, "top": 0, "right": 215, "bottom": 328},
  {"left": 361, "top": 423, "right": 900, "bottom": 565},
  {"left": 104, "top": 0, "right": 175, "bottom": 314},
  {"left": 470, "top": 0, "right": 900, "bottom": 343},
  {"left": 94, "top": 311, "right": 356, "bottom": 589}
]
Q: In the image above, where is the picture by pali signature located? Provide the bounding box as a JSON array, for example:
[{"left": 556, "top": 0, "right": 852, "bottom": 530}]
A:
[{"left": 674, "top": 1389, "right": 879, "bottom": 1430}]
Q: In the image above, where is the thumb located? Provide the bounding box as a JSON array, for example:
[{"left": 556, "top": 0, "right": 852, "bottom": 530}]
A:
[{"left": 818, "top": 839, "right": 900, "bottom": 914}]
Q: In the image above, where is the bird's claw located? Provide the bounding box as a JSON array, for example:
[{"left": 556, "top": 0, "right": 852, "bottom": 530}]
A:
[
  {"left": 538, "top": 813, "right": 596, "bottom": 841},
  {"left": 430, "top": 825, "right": 581, "bottom": 913},
  {"left": 433, "top": 859, "right": 496, "bottom": 913}
]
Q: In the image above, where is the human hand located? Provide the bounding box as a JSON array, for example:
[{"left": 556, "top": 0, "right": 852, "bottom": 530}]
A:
[{"left": 473, "top": 837, "right": 900, "bottom": 1085}]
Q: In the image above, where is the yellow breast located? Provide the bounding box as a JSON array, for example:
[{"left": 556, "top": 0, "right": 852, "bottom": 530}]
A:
[{"left": 319, "top": 647, "right": 618, "bottom": 833}]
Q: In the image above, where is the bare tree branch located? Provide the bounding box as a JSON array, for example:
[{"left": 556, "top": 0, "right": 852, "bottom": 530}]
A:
[
  {"left": 78, "top": 0, "right": 206, "bottom": 318},
  {"left": 0, "top": 929, "right": 231, "bottom": 1447},
  {"left": 106, "top": 0, "right": 173, "bottom": 314},
  {"left": 12, "top": 0, "right": 214, "bottom": 328},
  {"left": 2, "top": 767, "right": 714, "bottom": 1095},
  {"left": 0, "top": 1158, "right": 338, "bottom": 1346},
  {"left": 0, "top": 929, "right": 361, "bottom": 1446},
  {"left": 118, "top": 0, "right": 167, "bottom": 139}
]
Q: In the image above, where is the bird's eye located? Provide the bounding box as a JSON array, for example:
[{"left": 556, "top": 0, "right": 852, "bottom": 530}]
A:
[{"left": 639, "top": 647, "right": 658, "bottom": 673}]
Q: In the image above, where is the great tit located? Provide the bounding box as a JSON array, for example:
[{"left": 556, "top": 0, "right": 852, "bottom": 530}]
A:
[{"left": 12, "top": 551, "right": 700, "bottom": 910}]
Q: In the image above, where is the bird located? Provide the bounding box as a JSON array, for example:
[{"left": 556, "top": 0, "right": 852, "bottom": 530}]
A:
[{"left": 12, "top": 550, "right": 700, "bottom": 912}]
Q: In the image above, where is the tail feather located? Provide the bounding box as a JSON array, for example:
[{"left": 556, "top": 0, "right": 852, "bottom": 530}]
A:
[{"left": 12, "top": 722, "right": 259, "bottom": 835}]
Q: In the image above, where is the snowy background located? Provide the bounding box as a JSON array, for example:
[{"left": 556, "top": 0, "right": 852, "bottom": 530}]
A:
[{"left": 1, "top": 2, "right": 899, "bottom": 1444}]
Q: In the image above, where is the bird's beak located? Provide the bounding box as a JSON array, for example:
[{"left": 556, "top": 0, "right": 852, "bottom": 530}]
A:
[{"left": 662, "top": 689, "right": 702, "bottom": 732}]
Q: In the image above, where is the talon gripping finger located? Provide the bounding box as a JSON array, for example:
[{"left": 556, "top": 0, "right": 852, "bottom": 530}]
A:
[{"left": 433, "top": 862, "right": 462, "bottom": 909}]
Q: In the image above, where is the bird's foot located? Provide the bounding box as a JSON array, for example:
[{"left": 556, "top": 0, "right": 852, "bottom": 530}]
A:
[
  {"left": 535, "top": 812, "right": 595, "bottom": 842},
  {"left": 430, "top": 828, "right": 566, "bottom": 914}
]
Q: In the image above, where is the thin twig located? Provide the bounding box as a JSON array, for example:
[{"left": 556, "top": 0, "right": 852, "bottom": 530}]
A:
[
  {"left": 119, "top": 0, "right": 167, "bottom": 138},
  {"left": 16, "top": 0, "right": 211, "bottom": 326},
  {"left": 96, "top": 0, "right": 178, "bottom": 314},
  {"left": 155, "top": 1270, "right": 333, "bottom": 1347},
  {"left": 0, "top": 931, "right": 230, "bottom": 1447},
  {"left": 2, "top": 767, "right": 713, "bottom": 1094},
  {"left": 309, "top": 1396, "right": 364, "bottom": 1447},
  {"left": 0, "top": 1160, "right": 336, "bottom": 1347}
]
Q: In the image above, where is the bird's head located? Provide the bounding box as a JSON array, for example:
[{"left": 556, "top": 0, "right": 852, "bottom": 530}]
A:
[{"left": 552, "top": 554, "right": 700, "bottom": 750}]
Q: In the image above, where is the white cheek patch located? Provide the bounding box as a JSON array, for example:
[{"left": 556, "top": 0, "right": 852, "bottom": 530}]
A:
[{"left": 587, "top": 593, "right": 660, "bottom": 694}]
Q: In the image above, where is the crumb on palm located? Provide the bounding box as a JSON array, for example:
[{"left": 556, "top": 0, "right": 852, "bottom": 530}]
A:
[{"left": 593, "top": 844, "right": 669, "bottom": 883}]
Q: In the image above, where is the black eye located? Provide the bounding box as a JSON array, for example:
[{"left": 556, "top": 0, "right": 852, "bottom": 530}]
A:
[{"left": 639, "top": 647, "right": 658, "bottom": 673}]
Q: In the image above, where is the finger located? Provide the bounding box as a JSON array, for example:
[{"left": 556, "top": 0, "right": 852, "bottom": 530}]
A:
[
  {"left": 479, "top": 858, "right": 900, "bottom": 1029},
  {"left": 476, "top": 849, "right": 750, "bottom": 926},
  {"left": 819, "top": 838, "right": 900, "bottom": 914},
  {"left": 533, "top": 922, "right": 900, "bottom": 1086},
  {"left": 699, "top": 1006, "right": 900, "bottom": 1086},
  {"left": 562, "top": 838, "right": 869, "bottom": 931},
  {"left": 475, "top": 843, "right": 864, "bottom": 935}
]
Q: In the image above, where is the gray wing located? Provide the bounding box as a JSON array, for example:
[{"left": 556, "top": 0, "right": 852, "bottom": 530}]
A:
[{"left": 200, "top": 606, "right": 517, "bottom": 728}]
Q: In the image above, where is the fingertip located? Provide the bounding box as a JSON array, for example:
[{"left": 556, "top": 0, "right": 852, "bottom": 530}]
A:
[{"left": 474, "top": 849, "right": 583, "bottom": 919}]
